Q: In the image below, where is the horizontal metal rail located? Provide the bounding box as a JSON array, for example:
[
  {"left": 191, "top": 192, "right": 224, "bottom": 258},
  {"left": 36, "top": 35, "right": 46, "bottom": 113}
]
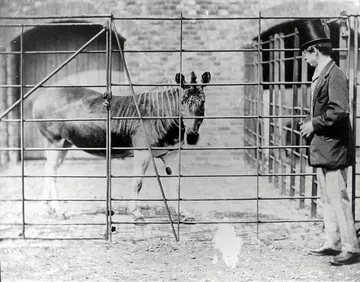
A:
[
  {"left": 0, "top": 237, "right": 105, "bottom": 241},
  {"left": 0, "top": 84, "right": 106, "bottom": 88},
  {"left": 0, "top": 15, "right": 346, "bottom": 22},
  {"left": 0, "top": 173, "right": 316, "bottom": 178},
  {"left": 112, "top": 16, "right": 346, "bottom": 20},
  {"left": 0, "top": 23, "right": 106, "bottom": 27},
  {"left": 0, "top": 115, "right": 310, "bottom": 122},
  {"left": 0, "top": 48, "right": 351, "bottom": 55},
  {"left": 0, "top": 81, "right": 312, "bottom": 88},
  {"left": 0, "top": 145, "right": 309, "bottom": 152},
  {"left": 111, "top": 82, "right": 312, "bottom": 86},
  {"left": 111, "top": 219, "right": 324, "bottom": 224},
  {"left": 0, "top": 15, "right": 112, "bottom": 20},
  {"left": 0, "top": 196, "right": 323, "bottom": 202},
  {"left": 20, "top": 223, "right": 105, "bottom": 226}
]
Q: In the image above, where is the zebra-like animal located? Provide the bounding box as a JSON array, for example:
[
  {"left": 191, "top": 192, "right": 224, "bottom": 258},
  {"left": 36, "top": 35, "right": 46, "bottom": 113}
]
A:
[{"left": 33, "top": 71, "right": 211, "bottom": 221}]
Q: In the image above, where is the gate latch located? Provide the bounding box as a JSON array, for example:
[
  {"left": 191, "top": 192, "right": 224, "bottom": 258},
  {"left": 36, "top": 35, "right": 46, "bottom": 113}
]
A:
[{"left": 103, "top": 91, "right": 112, "bottom": 107}]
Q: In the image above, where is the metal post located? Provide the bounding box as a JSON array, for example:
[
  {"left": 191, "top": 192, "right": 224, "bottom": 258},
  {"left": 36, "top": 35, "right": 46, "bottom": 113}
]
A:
[
  {"left": 290, "top": 28, "right": 299, "bottom": 197},
  {"left": 0, "top": 47, "right": 8, "bottom": 166},
  {"left": 252, "top": 40, "right": 257, "bottom": 166},
  {"left": 339, "top": 18, "right": 349, "bottom": 74},
  {"left": 279, "top": 33, "right": 286, "bottom": 194},
  {"left": 6, "top": 47, "right": 19, "bottom": 165},
  {"left": 268, "top": 35, "right": 274, "bottom": 183},
  {"left": 20, "top": 25, "right": 25, "bottom": 238},
  {"left": 256, "top": 12, "right": 262, "bottom": 237},
  {"left": 177, "top": 14, "right": 183, "bottom": 240},
  {"left": 273, "top": 34, "right": 280, "bottom": 187},
  {"left": 299, "top": 48, "right": 308, "bottom": 209},
  {"left": 104, "top": 18, "right": 113, "bottom": 241},
  {"left": 352, "top": 15, "right": 358, "bottom": 218},
  {"left": 111, "top": 22, "right": 178, "bottom": 241}
]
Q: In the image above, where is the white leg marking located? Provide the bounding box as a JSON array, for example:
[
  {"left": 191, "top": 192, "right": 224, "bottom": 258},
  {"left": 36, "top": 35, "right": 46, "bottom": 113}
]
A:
[{"left": 130, "top": 150, "right": 151, "bottom": 220}]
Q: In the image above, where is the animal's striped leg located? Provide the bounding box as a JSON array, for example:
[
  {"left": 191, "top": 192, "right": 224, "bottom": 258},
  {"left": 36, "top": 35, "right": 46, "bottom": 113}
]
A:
[{"left": 130, "top": 150, "right": 150, "bottom": 221}]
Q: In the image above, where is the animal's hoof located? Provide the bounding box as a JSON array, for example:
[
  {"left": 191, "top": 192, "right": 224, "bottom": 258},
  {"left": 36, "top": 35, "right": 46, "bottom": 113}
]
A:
[
  {"left": 47, "top": 206, "right": 57, "bottom": 215},
  {"left": 56, "top": 212, "right": 67, "bottom": 220},
  {"left": 180, "top": 215, "right": 196, "bottom": 224},
  {"left": 165, "top": 167, "right": 172, "bottom": 175},
  {"left": 134, "top": 217, "right": 146, "bottom": 226}
]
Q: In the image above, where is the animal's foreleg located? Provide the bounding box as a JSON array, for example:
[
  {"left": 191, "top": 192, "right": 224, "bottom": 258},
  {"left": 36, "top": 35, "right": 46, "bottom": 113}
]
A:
[
  {"left": 44, "top": 151, "right": 59, "bottom": 214},
  {"left": 130, "top": 151, "right": 150, "bottom": 221},
  {"left": 161, "top": 151, "right": 195, "bottom": 221}
]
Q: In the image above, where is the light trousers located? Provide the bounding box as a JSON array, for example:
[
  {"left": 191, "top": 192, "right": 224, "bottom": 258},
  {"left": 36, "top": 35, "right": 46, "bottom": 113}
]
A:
[{"left": 317, "top": 167, "right": 359, "bottom": 253}]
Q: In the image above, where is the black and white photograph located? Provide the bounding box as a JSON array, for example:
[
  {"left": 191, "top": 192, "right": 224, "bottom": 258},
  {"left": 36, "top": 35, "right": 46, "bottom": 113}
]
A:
[{"left": 1, "top": 0, "right": 360, "bottom": 281}]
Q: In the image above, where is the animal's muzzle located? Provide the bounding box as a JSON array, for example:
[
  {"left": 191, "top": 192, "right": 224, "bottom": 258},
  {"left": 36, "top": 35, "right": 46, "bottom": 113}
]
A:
[{"left": 186, "top": 131, "right": 199, "bottom": 145}]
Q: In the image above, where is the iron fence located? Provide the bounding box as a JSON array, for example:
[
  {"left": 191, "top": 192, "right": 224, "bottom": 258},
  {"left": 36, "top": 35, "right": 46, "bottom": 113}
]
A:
[{"left": 0, "top": 14, "right": 359, "bottom": 241}]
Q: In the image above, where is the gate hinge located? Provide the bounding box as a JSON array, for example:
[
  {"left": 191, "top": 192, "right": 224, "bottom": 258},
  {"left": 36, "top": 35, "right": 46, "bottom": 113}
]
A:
[{"left": 103, "top": 91, "right": 112, "bottom": 101}]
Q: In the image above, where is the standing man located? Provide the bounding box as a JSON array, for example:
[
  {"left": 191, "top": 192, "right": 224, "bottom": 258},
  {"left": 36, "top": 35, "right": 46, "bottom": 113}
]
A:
[{"left": 298, "top": 19, "right": 360, "bottom": 265}]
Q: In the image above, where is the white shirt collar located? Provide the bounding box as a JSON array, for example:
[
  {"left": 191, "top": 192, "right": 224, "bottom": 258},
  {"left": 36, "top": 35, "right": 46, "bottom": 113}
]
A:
[{"left": 312, "top": 57, "right": 332, "bottom": 81}]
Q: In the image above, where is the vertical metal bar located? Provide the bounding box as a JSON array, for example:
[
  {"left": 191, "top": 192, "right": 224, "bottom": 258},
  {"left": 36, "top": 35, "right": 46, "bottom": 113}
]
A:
[
  {"left": 279, "top": 33, "right": 286, "bottom": 194},
  {"left": 0, "top": 47, "right": 8, "bottom": 167},
  {"left": 111, "top": 22, "right": 178, "bottom": 241},
  {"left": 352, "top": 15, "right": 358, "bottom": 218},
  {"left": 268, "top": 35, "right": 274, "bottom": 183},
  {"left": 299, "top": 25, "right": 307, "bottom": 208},
  {"left": 273, "top": 34, "right": 280, "bottom": 187},
  {"left": 252, "top": 41, "right": 257, "bottom": 165},
  {"left": 299, "top": 76, "right": 306, "bottom": 209},
  {"left": 256, "top": 12, "right": 262, "bottom": 238},
  {"left": 6, "top": 49, "right": 19, "bottom": 165},
  {"left": 259, "top": 44, "right": 264, "bottom": 173},
  {"left": 177, "top": 13, "right": 183, "bottom": 240},
  {"left": 299, "top": 48, "right": 308, "bottom": 208},
  {"left": 105, "top": 18, "right": 113, "bottom": 241},
  {"left": 339, "top": 18, "right": 348, "bottom": 73},
  {"left": 290, "top": 28, "right": 299, "bottom": 197},
  {"left": 244, "top": 53, "right": 249, "bottom": 163},
  {"left": 20, "top": 25, "right": 25, "bottom": 238}
]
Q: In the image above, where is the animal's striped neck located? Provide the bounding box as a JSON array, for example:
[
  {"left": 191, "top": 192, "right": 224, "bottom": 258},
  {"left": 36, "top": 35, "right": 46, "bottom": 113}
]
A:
[{"left": 136, "top": 86, "right": 181, "bottom": 117}]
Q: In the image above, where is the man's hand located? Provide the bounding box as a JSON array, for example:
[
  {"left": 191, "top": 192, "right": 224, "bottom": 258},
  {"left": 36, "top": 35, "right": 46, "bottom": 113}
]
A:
[{"left": 300, "top": 121, "right": 314, "bottom": 138}]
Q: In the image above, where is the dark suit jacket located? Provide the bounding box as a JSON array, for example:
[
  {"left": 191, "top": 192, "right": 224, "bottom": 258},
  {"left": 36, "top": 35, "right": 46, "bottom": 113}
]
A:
[{"left": 308, "top": 60, "right": 355, "bottom": 169}]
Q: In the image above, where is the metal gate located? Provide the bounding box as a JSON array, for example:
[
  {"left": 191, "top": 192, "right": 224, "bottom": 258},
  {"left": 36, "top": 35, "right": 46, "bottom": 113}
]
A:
[
  {"left": 244, "top": 15, "right": 359, "bottom": 223},
  {"left": 0, "top": 14, "right": 359, "bottom": 241}
]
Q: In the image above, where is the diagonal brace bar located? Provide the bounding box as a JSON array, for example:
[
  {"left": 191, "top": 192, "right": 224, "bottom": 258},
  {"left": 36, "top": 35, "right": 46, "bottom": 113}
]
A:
[
  {"left": 111, "top": 22, "right": 178, "bottom": 241},
  {"left": 0, "top": 27, "right": 106, "bottom": 121}
]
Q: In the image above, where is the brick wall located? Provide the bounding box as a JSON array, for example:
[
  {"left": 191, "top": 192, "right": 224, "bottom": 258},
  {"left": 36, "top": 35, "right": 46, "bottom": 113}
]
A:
[{"left": 1, "top": 0, "right": 360, "bottom": 163}]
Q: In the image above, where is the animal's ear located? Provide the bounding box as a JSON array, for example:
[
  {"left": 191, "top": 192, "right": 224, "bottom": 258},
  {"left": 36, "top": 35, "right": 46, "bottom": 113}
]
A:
[
  {"left": 201, "top": 72, "right": 211, "bottom": 87},
  {"left": 175, "top": 73, "right": 186, "bottom": 88}
]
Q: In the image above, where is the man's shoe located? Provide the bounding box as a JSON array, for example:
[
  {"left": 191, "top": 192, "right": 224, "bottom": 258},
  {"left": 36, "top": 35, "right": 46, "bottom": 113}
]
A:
[
  {"left": 330, "top": 251, "right": 360, "bottom": 265},
  {"left": 308, "top": 247, "right": 341, "bottom": 256}
]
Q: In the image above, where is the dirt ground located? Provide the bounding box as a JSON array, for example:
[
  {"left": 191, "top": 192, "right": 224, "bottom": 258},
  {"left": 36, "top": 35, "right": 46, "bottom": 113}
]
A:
[
  {"left": 1, "top": 157, "right": 360, "bottom": 281},
  {"left": 1, "top": 222, "right": 360, "bottom": 282}
]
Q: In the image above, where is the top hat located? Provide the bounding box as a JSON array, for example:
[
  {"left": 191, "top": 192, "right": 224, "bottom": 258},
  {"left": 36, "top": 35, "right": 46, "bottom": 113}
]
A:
[{"left": 297, "top": 19, "right": 331, "bottom": 50}]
